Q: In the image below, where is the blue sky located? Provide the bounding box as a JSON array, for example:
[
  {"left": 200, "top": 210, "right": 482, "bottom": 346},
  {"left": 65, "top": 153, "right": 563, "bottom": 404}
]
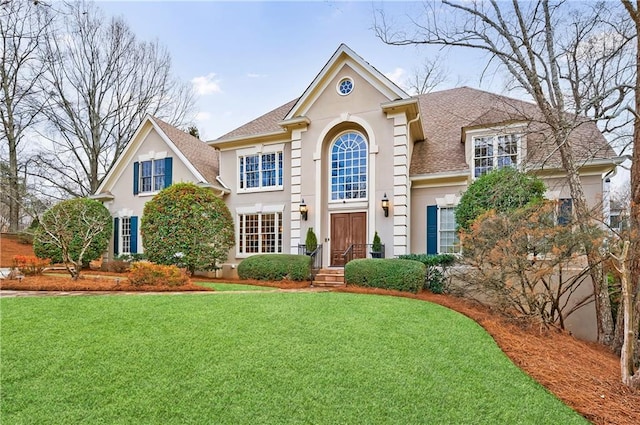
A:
[{"left": 97, "top": 1, "right": 496, "bottom": 140}]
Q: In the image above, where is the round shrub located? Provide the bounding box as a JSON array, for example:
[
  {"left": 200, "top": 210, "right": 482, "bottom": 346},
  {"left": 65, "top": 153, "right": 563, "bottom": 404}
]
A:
[
  {"left": 34, "top": 198, "right": 112, "bottom": 267},
  {"left": 344, "top": 259, "right": 426, "bottom": 293},
  {"left": 238, "top": 254, "right": 311, "bottom": 281},
  {"left": 141, "top": 183, "right": 234, "bottom": 274},
  {"left": 455, "top": 167, "right": 545, "bottom": 231}
]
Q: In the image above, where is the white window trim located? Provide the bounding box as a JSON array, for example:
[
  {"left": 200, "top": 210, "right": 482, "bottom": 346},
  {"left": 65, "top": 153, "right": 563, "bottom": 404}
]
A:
[
  {"left": 328, "top": 130, "right": 369, "bottom": 204},
  {"left": 139, "top": 158, "right": 166, "bottom": 194},
  {"left": 471, "top": 133, "right": 522, "bottom": 178},
  {"left": 236, "top": 143, "right": 285, "bottom": 193},
  {"left": 120, "top": 217, "right": 132, "bottom": 255},
  {"left": 116, "top": 209, "right": 135, "bottom": 256},
  {"left": 137, "top": 150, "right": 167, "bottom": 162},
  {"left": 435, "top": 195, "right": 461, "bottom": 255},
  {"left": 465, "top": 125, "right": 526, "bottom": 179},
  {"left": 336, "top": 76, "right": 355, "bottom": 96},
  {"left": 235, "top": 204, "right": 285, "bottom": 258}
]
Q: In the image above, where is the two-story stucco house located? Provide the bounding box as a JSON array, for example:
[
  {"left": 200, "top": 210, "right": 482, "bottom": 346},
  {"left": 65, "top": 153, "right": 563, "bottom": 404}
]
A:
[{"left": 94, "top": 44, "right": 618, "bottom": 280}]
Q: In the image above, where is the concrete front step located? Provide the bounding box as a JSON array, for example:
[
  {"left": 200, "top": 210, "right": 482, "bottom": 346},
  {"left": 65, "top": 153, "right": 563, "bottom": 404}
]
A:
[{"left": 313, "top": 269, "right": 345, "bottom": 287}]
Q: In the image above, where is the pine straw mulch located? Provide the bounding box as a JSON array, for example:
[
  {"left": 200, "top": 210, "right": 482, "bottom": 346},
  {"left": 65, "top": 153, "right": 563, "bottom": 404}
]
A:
[
  {"left": 2, "top": 232, "right": 638, "bottom": 424},
  {"left": 0, "top": 233, "right": 35, "bottom": 266},
  {"left": 0, "top": 273, "right": 212, "bottom": 292},
  {"left": 335, "top": 286, "right": 640, "bottom": 425}
]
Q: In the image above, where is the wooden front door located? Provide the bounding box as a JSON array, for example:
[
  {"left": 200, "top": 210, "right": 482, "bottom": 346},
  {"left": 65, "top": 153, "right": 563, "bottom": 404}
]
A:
[{"left": 330, "top": 212, "right": 366, "bottom": 266}]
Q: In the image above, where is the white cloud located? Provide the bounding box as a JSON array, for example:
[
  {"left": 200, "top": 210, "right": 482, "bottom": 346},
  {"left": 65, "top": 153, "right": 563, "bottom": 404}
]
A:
[
  {"left": 247, "top": 72, "right": 267, "bottom": 79},
  {"left": 195, "top": 112, "right": 211, "bottom": 122},
  {"left": 191, "top": 73, "right": 222, "bottom": 95},
  {"left": 384, "top": 67, "right": 407, "bottom": 87}
]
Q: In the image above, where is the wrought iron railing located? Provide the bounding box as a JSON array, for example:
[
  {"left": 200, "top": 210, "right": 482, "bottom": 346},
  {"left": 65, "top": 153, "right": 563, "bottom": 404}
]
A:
[
  {"left": 342, "top": 243, "right": 385, "bottom": 265},
  {"left": 298, "top": 243, "right": 323, "bottom": 281}
]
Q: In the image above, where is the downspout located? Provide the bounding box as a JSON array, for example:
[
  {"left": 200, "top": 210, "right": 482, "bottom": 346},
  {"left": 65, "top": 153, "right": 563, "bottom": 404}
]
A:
[{"left": 407, "top": 113, "right": 421, "bottom": 140}]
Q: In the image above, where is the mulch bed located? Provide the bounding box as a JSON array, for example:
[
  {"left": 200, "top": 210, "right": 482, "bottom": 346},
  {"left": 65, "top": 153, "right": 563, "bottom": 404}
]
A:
[
  {"left": 2, "top": 233, "right": 638, "bottom": 424},
  {"left": 336, "top": 286, "right": 640, "bottom": 425},
  {"left": 0, "top": 274, "right": 212, "bottom": 292}
]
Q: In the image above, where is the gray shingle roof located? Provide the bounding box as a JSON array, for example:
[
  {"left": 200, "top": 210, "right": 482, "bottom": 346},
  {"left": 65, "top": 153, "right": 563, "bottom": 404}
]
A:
[
  {"left": 151, "top": 117, "right": 220, "bottom": 184},
  {"left": 212, "top": 86, "right": 615, "bottom": 176},
  {"left": 411, "top": 86, "right": 614, "bottom": 175},
  {"left": 216, "top": 99, "right": 298, "bottom": 140}
]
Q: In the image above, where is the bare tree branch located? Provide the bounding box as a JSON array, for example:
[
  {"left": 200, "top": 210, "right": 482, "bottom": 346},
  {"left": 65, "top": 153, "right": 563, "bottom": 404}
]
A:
[
  {"left": 35, "top": 1, "right": 195, "bottom": 197},
  {"left": 0, "top": 0, "right": 53, "bottom": 230}
]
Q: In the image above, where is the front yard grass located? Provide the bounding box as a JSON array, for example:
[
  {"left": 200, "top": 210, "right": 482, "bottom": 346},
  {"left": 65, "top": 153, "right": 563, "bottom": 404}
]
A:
[
  {"left": 1, "top": 292, "right": 586, "bottom": 424},
  {"left": 197, "top": 282, "right": 275, "bottom": 291}
]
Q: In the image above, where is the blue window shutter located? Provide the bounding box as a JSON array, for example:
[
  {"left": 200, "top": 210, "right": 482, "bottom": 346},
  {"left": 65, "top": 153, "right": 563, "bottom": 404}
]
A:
[
  {"left": 133, "top": 162, "right": 139, "bottom": 195},
  {"left": 130, "top": 216, "right": 138, "bottom": 254},
  {"left": 113, "top": 217, "right": 119, "bottom": 255},
  {"left": 164, "top": 157, "right": 173, "bottom": 188},
  {"left": 558, "top": 198, "right": 573, "bottom": 226},
  {"left": 427, "top": 205, "right": 438, "bottom": 254}
]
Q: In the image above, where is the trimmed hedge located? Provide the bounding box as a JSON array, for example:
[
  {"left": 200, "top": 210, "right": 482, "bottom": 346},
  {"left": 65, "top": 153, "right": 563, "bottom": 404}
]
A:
[
  {"left": 238, "top": 254, "right": 311, "bottom": 281},
  {"left": 398, "top": 253, "right": 456, "bottom": 294},
  {"left": 344, "top": 259, "right": 425, "bottom": 293}
]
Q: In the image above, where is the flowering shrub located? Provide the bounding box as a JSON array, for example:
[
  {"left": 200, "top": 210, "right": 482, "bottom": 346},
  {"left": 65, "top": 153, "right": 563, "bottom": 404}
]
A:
[
  {"left": 12, "top": 255, "right": 51, "bottom": 276},
  {"left": 127, "top": 262, "right": 190, "bottom": 287}
]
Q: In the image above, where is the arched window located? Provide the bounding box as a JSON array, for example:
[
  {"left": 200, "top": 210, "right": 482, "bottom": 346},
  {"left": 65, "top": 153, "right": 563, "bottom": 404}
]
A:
[{"left": 330, "top": 132, "right": 368, "bottom": 201}]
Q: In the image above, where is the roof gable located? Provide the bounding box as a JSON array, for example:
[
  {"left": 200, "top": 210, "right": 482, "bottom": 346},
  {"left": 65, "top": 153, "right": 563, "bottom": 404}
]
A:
[
  {"left": 284, "top": 44, "right": 410, "bottom": 120},
  {"left": 95, "top": 116, "right": 221, "bottom": 195},
  {"left": 151, "top": 117, "right": 219, "bottom": 184},
  {"left": 410, "top": 87, "right": 616, "bottom": 175}
]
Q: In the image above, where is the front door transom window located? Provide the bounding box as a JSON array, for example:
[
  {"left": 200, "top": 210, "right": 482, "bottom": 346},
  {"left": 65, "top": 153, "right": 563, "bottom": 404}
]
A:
[{"left": 330, "top": 132, "right": 368, "bottom": 201}]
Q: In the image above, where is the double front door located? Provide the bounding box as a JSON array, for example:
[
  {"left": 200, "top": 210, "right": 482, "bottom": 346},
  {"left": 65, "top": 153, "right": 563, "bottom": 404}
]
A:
[{"left": 330, "top": 212, "right": 366, "bottom": 266}]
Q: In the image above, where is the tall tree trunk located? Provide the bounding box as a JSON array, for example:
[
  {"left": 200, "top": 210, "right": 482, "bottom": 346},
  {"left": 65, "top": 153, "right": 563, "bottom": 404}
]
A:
[
  {"left": 556, "top": 133, "right": 614, "bottom": 345},
  {"left": 8, "top": 126, "right": 20, "bottom": 232},
  {"left": 621, "top": 0, "right": 640, "bottom": 388},
  {"left": 614, "top": 242, "right": 640, "bottom": 388}
]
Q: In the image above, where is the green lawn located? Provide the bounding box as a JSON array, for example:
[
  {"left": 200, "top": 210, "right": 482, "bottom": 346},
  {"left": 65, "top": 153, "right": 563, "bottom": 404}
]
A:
[
  {"left": 0, "top": 293, "right": 586, "bottom": 424},
  {"left": 197, "top": 282, "right": 275, "bottom": 291}
]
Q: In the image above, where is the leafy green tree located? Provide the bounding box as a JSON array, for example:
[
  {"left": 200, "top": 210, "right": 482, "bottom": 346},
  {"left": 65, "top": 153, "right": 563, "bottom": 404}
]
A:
[
  {"left": 34, "top": 198, "right": 112, "bottom": 280},
  {"left": 455, "top": 167, "right": 545, "bottom": 232},
  {"left": 141, "top": 183, "right": 234, "bottom": 274}
]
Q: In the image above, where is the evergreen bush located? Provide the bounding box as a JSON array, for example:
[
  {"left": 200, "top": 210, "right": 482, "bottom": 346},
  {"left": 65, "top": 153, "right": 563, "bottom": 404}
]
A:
[
  {"left": 141, "top": 183, "right": 234, "bottom": 274},
  {"left": 238, "top": 254, "right": 311, "bottom": 281},
  {"left": 455, "top": 167, "right": 545, "bottom": 232},
  {"left": 305, "top": 228, "right": 318, "bottom": 253},
  {"left": 344, "top": 259, "right": 425, "bottom": 293},
  {"left": 398, "top": 253, "right": 457, "bottom": 293}
]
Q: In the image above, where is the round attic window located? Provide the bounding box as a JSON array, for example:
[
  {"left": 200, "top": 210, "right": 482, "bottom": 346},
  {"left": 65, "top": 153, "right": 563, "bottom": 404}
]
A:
[{"left": 337, "top": 77, "right": 354, "bottom": 96}]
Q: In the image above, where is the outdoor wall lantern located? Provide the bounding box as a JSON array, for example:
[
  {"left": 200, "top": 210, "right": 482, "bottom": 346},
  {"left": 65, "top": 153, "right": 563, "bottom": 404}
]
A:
[
  {"left": 381, "top": 193, "right": 390, "bottom": 217},
  {"left": 299, "top": 199, "right": 308, "bottom": 221}
]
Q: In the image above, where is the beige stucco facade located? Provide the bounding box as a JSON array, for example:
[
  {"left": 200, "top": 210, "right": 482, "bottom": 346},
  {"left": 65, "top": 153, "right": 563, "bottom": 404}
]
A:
[
  {"left": 94, "top": 44, "right": 619, "bottom": 340},
  {"left": 94, "top": 118, "right": 219, "bottom": 258},
  {"left": 212, "top": 50, "right": 422, "bottom": 268}
]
